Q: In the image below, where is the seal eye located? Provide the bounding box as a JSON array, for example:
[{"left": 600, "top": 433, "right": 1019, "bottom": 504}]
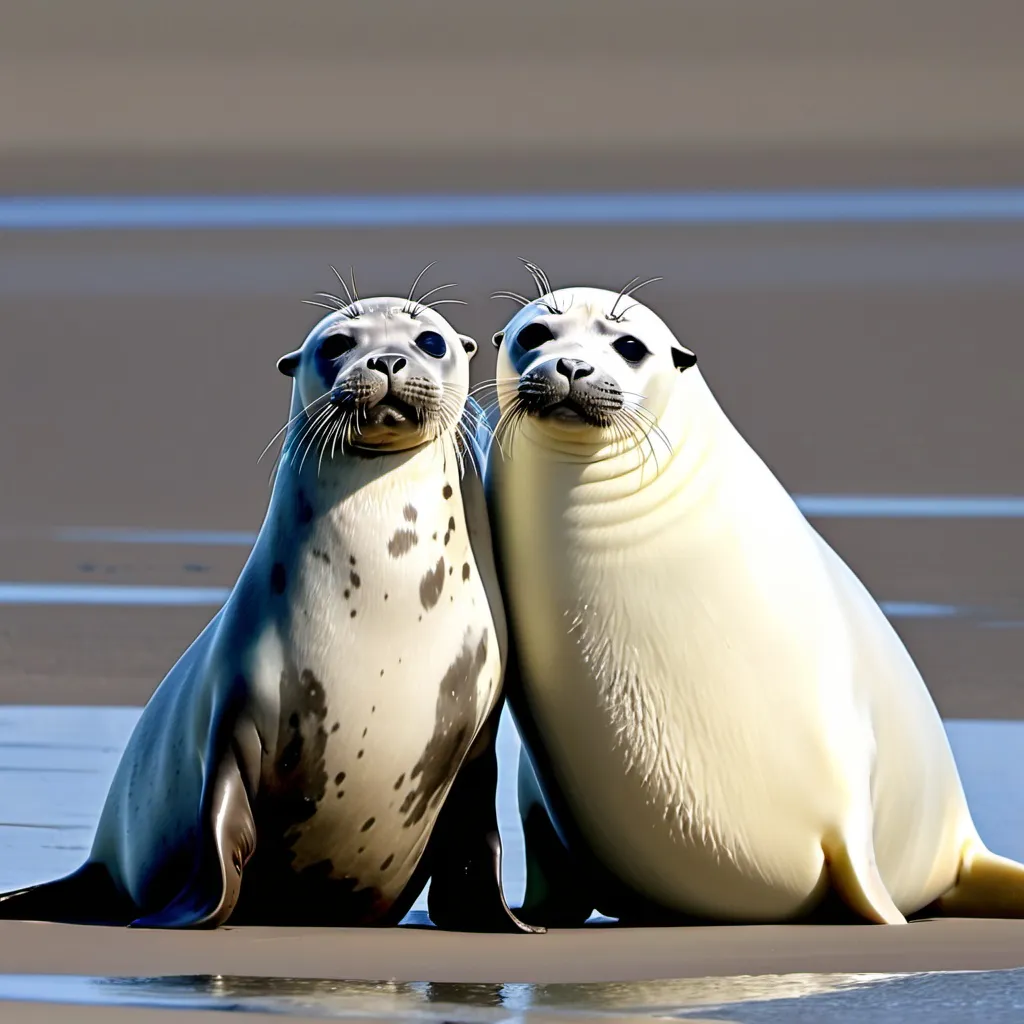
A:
[
  {"left": 612, "top": 335, "right": 650, "bottom": 364},
  {"left": 414, "top": 331, "right": 447, "bottom": 359},
  {"left": 516, "top": 322, "right": 555, "bottom": 350},
  {"left": 320, "top": 333, "right": 356, "bottom": 361}
]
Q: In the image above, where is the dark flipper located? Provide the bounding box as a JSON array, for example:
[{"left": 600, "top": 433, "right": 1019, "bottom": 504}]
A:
[
  {"left": 130, "top": 745, "right": 256, "bottom": 929},
  {"left": 0, "top": 862, "right": 137, "bottom": 924},
  {"left": 427, "top": 704, "right": 543, "bottom": 933},
  {"left": 517, "top": 746, "right": 595, "bottom": 927}
]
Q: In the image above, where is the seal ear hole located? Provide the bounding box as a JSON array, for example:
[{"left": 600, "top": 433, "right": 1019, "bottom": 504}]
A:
[
  {"left": 459, "top": 334, "right": 478, "bottom": 359},
  {"left": 320, "top": 333, "right": 357, "bottom": 361},
  {"left": 516, "top": 322, "right": 555, "bottom": 351},
  {"left": 277, "top": 351, "right": 302, "bottom": 377},
  {"left": 491, "top": 331, "right": 505, "bottom": 349},
  {"left": 672, "top": 347, "right": 697, "bottom": 372}
]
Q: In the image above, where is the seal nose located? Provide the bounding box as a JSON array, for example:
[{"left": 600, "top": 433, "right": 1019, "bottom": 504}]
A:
[
  {"left": 555, "top": 357, "right": 594, "bottom": 383},
  {"left": 367, "top": 354, "right": 408, "bottom": 380}
]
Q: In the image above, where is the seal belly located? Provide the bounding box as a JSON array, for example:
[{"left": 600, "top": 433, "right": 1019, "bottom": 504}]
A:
[{"left": 249, "top": 467, "right": 502, "bottom": 921}]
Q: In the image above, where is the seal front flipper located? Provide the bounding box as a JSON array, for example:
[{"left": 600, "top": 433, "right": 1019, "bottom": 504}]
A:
[
  {"left": 131, "top": 743, "right": 256, "bottom": 929},
  {"left": 822, "top": 821, "right": 906, "bottom": 925},
  {"left": 936, "top": 839, "right": 1024, "bottom": 917},
  {"left": 517, "top": 746, "right": 594, "bottom": 928},
  {"left": 0, "top": 863, "right": 136, "bottom": 924},
  {"left": 426, "top": 704, "right": 543, "bottom": 933}
]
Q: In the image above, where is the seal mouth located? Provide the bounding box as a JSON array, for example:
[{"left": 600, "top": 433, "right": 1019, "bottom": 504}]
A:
[
  {"left": 528, "top": 396, "right": 614, "bottom": 428},
  {"left": 363, "top": 395, "right": 422, "bottom": 428}
]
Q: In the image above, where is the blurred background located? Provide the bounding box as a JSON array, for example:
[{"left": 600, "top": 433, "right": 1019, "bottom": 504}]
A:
[{"left": 0, "top": 0, "right": 1022, "bottom": 721}]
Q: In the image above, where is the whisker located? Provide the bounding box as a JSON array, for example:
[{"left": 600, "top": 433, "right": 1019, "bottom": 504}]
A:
[
  {"left": 330, "top": 265, "right": 355, "bottom": 307},
  {"left": 259, "top": 393, "right": 331, "bottom": 464},
  {"left": 406, "top": 260, "right": 438, "bottom": 314},
  {"left": 490, "top": 290, "right": 531, "bottom": 307}
]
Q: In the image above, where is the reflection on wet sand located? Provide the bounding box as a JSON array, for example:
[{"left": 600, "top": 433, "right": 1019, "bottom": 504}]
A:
[{"left": 0, "top": 968, "right": 1023, "bottom": 1021}]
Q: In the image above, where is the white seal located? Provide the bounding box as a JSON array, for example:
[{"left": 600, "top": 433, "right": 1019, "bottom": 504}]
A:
[
  {"left": 0, "top": 269, "right": 533, "bottom": 931},
  {"left": 486, "top": 267, "right": 1024, "bottom": 925}
]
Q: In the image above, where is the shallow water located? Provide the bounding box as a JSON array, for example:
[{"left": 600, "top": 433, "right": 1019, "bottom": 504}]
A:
[
  {"left": 0, "top": 708, "right": 1022, "bottom": 917},
  {"left": 2, "top": 969, "right": 1024, "bottom": 1021}
]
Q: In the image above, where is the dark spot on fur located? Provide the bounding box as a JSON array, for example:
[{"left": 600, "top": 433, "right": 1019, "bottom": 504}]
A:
[
  {"left": 443, "top": 483, "right": 453, "bottom": 499},
  {"left": 403, "top": 504, "right": 418, "bottom": 522},
  {"left": 361, "top": 817, "right": 376, "bottom": 832},
  {"left": 394, "top": 773, "right": 405, "bottom": 790},
  {"left": 344, "top": 589, "right": 350, "bottom": 599},
  {"left": 432, "top": 532, "right": 438, "bottom": 541},
  {"left": 419, "top": 557, "right": 445, "bottom": 610},
  {"left": 372, "top": 705, "right": 376, "bottom": 713},
  {"left": 331, "top": 721, "right": 340, "bottom": 733},
  {"left": 350, "top": 555, "right": 357, "bottom": 566},
  {"left": 259, "top": 666, "right": 330, "bottom": 864},
  {"left": 384, "top": 593, "right": 389, "bottom": 601},
  {"left": 448, "top": 565, "right": 453, "bottom": 576},
  {"left": 401, "top": 631, "right": 488, "bottom": 828},
  {"left": 462, "top": 563, "right": 470, "bottom": 581},
  {"left": 388, "top": 529, "right": 418, "bottom": 557},
  {"left": 350, "top": 570, "right": 361, "bottom": 588},
  {"left": 350, "top": 609, "right": 357, "bottom": 618},
  {"left": 362, "top": 727, "right": 367, "bottom": 738},
  {"left": 312, "top": 548, "right": 331, "bottom": 564},
  {"left": 380, "top": 854, "right": 394, "bottom": 871},
  {"left": 335, "top": 771, "right": 346, "bottom": 785},
  {"left": 336, "top": 790, "right": 345, "bottom": 799},
  {"left": 357, "top": 749, "right": 364, "bottom": 759},
  {"left": 379, "top": 669, "right": 384, "bottom": 677},
  {"left": 357, "top": 846, "right": 365, "bottom": 854},
  {"left": 271, "top": 562, "right": 287, "bottom": 594},
  {"left": 297, "top": 490, "right": 314, "bottom": 524}
]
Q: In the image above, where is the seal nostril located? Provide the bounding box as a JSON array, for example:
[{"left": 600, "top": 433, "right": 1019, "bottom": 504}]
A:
[
  {"left": 392, "top": 356, "right": 407, "bottom": 373},
  {"left": 367, "top": 356, "right": 386, "bottom": 374},
  {"left": 556, "top": 357, "right": 594, "bottom": 382}
]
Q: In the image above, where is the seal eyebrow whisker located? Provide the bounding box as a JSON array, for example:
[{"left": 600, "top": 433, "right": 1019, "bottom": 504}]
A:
[
  {"left": 413, "top": 282, "right": 459, "bottom": 306},
  {"left": 517, "top": 257, "right": 564, "bottom": 315},
  {"left": 490, "top": 290, "right": 532, "bottom": 308},
  {"left": 302, "top": 299, "right": 344, "bottom": 313},
  {"left": 405, "top": 260, "right": 438, "bottom": 314},
  {"left": 607, "top": 277, "right": 641, "bottom": 321},
  {"left": 608, "top": 276, "right": 663, "bottom": 322},
  {"left": 310, "top": 291, "right": 349, "bottom": 310},
  {"left": 329, "top": 265, "right": 356, "bottom": 309},
  {"left": 420, "top": 298, "right": 468, "bottom": 310}
]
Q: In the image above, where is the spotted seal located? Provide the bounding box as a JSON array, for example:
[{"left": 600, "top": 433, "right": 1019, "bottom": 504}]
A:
[
  {"left": 0, "top": 268, "right": 534, "bottom": 931},
  {"left": 486, "top": 264, "right": 1024, "bottom": 926}
]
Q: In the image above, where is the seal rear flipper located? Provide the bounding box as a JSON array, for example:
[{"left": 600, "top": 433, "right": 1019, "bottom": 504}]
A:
[
  {"left": 0, "top": 863, "right": 136, "bottom": 924},
  {"left": 822, "top": 827, "right": 906, "bottom": 925},
  {"left": 936, "top": 840, "right": 1024, "bottom": 917},
  {"left": 426, "top": 706, "right": 543, "bottom": 933},
  {"left": 131, "top": 748, "right": 256, "bottom": 929}
]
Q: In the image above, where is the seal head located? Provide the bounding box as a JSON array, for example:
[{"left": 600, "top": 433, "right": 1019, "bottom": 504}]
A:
[
  {"left": 492, "top": 283, "right": 695, "bottom": 449},
  {"left": 279, "top": 295, "right": 478, "bottom": 454}
]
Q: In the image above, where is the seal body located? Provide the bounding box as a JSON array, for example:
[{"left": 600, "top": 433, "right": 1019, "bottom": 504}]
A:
[
  {"left": 488, "top": 281, "right": 1024, "bottom": 925},
  {"left": 0, "top": 289, "right": 531, "bottom": 930}
]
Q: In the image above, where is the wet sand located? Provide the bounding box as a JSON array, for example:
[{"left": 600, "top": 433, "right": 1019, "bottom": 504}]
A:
[{"left": 0, "top": 918, "right": 1023, "bottom": 984}]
